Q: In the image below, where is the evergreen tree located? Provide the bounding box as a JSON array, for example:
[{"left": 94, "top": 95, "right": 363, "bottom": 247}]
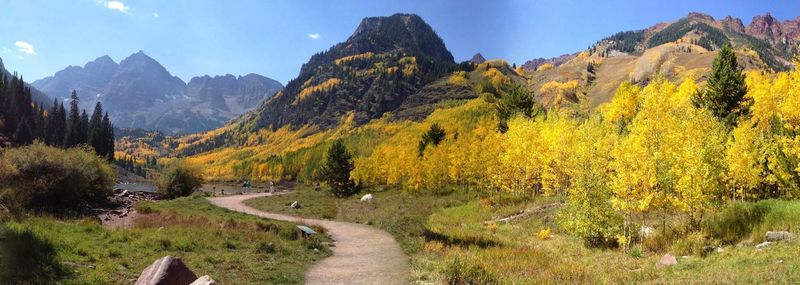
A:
[
  {"left": 102, "top": 113, "right": 115, "bottom": 162},
  {"left": 88, "top": 102, "right": 105, "bottom": 155},
  {"left": 55, "top": 103, "right": 67, "bottom": 147},
  {"left": 78, "top": 110, "right": 89, "bottom": 145},
  {"left": 64, "top": 91, "right": 81, "bottom": 147},
  {"left": 318, "top": 140, "right": 359, "bottom": 197},
  {"left": 418, "top": 123, "right": 446, "bottom": 157},
  {"left": 495, "top": 84, "right": 543, "bottom": 132},
  {"left": 13, "top": 119, "right": 33, "bottom": 145},
  {"left": 695, "top": 43, "right": 748, "bottom": 125}
]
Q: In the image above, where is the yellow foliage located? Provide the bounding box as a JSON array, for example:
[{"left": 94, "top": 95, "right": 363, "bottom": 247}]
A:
[
  {"left": 539, "top": 80, "right": 581, "bottom": 106},
  {"left": 536, "top": 63, "right": 554, "bottom": 71},
  {"left": 482, "top": 68, "right": 511, "bottom": 92},
  {"left": 537, "top": 228, "right": 552, "bottom": 240},
  {"left": 448, "top": 71, "right": 470, "bottom": 86},
  {"left": 296, "top": 78, "right": 343, "bottom": 102},
  {"left": 334, "top": 52, "right": 375, "bottom": 65}
]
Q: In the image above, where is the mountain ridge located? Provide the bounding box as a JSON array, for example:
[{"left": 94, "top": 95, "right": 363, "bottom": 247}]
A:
[{"left": 32, "top": 52, "right": 283, "bottom": 134}]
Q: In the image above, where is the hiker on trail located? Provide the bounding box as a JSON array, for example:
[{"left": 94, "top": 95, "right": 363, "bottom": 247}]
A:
[
  {"left": 269, "top": 181, "right": 275, "bottom": 193},
  {"left": 242, "top": 180, "right": 250, "bottom": 194},
  {"left": 314, "top": 182, "right": 321, "bottom": 192}
]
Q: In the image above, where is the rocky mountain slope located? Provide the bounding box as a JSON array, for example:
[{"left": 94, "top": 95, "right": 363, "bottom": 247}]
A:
[
  {"left": 244, "top": 13, "right": 456, "bottom": 131},
  {"left": 33, "top": 52, "right": 282, "bottom": 134},
  {"left": 525, "top": 12, "right": 798, "bottom": 107}
]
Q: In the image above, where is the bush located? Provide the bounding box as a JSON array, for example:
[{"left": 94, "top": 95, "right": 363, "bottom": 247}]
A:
[
  {"left": 0, "top": 143, "right": 114, "bottom": 215},
  {"left": 156, "top": 160, "right": 204, "bottom": 199},
  {"left": 670, "top": 232, "right": 707, "bottom": 256}
]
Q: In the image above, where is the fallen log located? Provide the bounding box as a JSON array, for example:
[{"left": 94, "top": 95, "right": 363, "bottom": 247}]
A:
[{"left": 483, "top": 202, "right": 564, "bottom": 225}]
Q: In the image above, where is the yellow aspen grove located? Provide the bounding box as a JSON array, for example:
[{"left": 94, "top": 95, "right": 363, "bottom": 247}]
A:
[{"left": 492, "top": 116, "right": 547, "bottom": 196}]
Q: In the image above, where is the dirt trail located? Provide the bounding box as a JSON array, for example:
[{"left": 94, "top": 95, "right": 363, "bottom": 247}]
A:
[{"left": 208, "top": 193, "right": 411, "bottom": 285}]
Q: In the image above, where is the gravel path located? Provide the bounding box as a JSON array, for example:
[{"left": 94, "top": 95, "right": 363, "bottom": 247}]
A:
[{"left": 208, "top": 192, "right": 411, "bottom": 285}]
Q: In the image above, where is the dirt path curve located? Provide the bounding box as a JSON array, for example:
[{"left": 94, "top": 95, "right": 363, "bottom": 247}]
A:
[{"left": 208, "top": 193, "right": 411, "bottom": 285}]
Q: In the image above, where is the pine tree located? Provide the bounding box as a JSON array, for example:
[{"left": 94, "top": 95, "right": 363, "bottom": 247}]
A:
[
  {"left": 88, "top": 102, "right": 105, "bottom": 155},
  {"left": 103, "top": 113, "right": 115, "bottom": 162},
  {"left": 78, "top": 110, "right": 89, "bottom": 145},
  {"left": 495, "top": 84, "right": 542, "bottom": 132},
  {"left": 55, "top": 102, "right": 67, "bottom": 147},
  {"left": 64, "top": 90, "right": 81, "bottom": 147},
  {"left": 695, "top": 43, "right": 748, "bottom": 125},
  {"left": 318, "top": 140, "right": 359, "bottom": 197},
  {"left": 13, "top": 119, "right": 33, "bottom": 145},
  {"left": 418, "top": 123, "right": 446, "bottom": 157}
]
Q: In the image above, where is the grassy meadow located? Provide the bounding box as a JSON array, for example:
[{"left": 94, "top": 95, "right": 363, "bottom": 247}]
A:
[
  {"left": 247, "top": 187, "right": 800, "bottom": 284},
  {"left": 0, "top": 195, "right": 330, "bottom": 284}
]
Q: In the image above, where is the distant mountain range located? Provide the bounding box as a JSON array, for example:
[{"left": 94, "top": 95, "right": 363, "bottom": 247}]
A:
[
  {"left": 524, "top": 12, "right": 799, "bottom": 72},
  {"left": 32, "top": 51, "right": 282, "bottom": 134}
]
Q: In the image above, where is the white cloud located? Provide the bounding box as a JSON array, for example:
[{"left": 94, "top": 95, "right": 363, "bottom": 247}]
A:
[
  {"left": 308, "top": 33, "right": 321, "bottom": 40},
  {"left": 153, "top": 12, "right": 159, "bottom": 18},
  {"left": 14, "top": 41, "right": 35, "bottom": 55},
  {"left": 106, "top": 1, "right": 131, "bottom": 14}
]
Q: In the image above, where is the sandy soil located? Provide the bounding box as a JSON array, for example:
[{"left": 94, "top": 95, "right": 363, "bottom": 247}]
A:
[{"left": 208, "top": 192, "right": 411, "bottom": 285}]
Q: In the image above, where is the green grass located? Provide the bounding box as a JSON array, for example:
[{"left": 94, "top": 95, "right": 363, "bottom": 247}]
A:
[
  {"left": 0, "top": 195, "right": 330, "bottom": 284},
  {"left": 247, "top": 188, "right": 800, "bottom": 284},
  {"left": 244, "top": 186, "right": 338, "bottom": 219}
]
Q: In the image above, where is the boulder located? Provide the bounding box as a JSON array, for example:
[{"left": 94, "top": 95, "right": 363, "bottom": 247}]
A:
[
  {"left": 189, "top": 275, "right": 216, "bottom": 285},
  {"left": 765, "top": 231, "right": 793, "bottom": 242},
  {"left": 360, "top": 194, "right": 373, "bottom": 202},
  {"left": 290, "top": 201, "right": 301, "bottom": 209},
  {"left": 640, "top": 226, "right": 655, "bottom": 238},
  {"left": 135, "top": 256, "right": 198, "bottom": 285},
  {"left": 656, "top": 254, "right": 678, "bottom": 267}
]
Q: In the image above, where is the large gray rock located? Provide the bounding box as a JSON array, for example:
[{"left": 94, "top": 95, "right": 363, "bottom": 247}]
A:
[
  {"left": 656, "top": 254, "right": 678, "bottom": 267},
  {"left": 135, "top": 256, "right": 198, "bottom": 285},
  {"left": 189, "top": 275, "right": 216, "bottom": 285},
  {"left": 765, "top": 231, "right": 793, "bottom": 242}
]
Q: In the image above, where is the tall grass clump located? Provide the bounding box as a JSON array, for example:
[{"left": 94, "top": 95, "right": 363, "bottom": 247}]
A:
[{"left": 705, "top": 200, "right": 800, "bottom": 244}]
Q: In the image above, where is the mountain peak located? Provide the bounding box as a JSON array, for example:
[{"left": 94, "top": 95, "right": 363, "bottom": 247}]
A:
[
  {"left": 470, "top": 53, "right": 487, "bottom": 64},
  {"left": 687, "top": 12, "right": 715, "bottom": 22},
  {"left": 722, "top": 15, "right": 745, "bottom": 33},
  {"left": 347, "top": 13, "right": 454, "bottom": 62}
]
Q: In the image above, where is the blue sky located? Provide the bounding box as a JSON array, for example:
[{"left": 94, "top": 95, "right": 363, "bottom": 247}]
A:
[{"left": 1, "top": 0, "right": 798, "bottom": 84}]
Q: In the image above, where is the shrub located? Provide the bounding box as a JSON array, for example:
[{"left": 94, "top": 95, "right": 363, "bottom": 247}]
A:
[
  {"left": 156, "top": 160, "right": 204, "bottom": 199},
  {"left": 670, "top": 232, "right": 707, "bottom": 256},
  {"left": 537, "top": 228, "right": 552, "bottom": 240},
  {"left": 0, "top": 143, "right": 114, "bottom": 215}
]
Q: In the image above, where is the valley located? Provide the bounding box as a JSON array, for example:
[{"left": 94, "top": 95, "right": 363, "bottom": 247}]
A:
[{"left": 2, "top": 4, "right": 800, "bottom": 285}]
